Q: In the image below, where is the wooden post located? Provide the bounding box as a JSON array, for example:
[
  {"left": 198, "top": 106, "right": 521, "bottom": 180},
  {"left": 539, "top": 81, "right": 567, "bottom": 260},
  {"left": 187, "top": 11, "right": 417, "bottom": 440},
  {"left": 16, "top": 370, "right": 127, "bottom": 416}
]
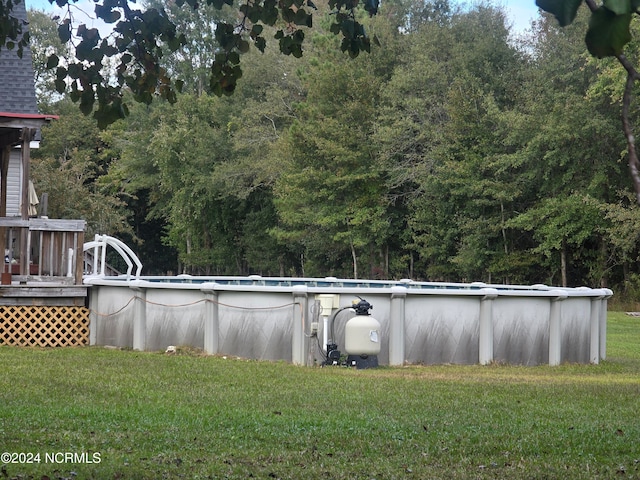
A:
[
  {"left": 75, "top": 230, "right": 84, "bottom": 285},
  {"left": 0, "top": 145, "right": 9, "bottom": 281},
  {"left": 19, "top": 128, "right": 32, "bottom": 277},
  {"left": 0, "top": 145, "right": 9, "bottom": 217}
]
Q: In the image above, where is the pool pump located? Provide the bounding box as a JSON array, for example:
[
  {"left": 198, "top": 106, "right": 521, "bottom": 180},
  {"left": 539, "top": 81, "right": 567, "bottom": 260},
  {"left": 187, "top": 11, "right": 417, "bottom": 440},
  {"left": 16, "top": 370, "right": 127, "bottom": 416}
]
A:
[{"left": 324, "top": 297, "right": 381, "bottom": 369}]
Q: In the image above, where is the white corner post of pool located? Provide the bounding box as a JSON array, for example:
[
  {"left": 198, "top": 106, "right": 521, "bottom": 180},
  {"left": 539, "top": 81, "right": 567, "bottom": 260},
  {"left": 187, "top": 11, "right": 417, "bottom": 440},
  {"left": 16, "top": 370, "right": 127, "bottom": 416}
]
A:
[
  {"left": 388, "top": 286, "right": 407, "bottom": 366},
  {"left": 291, "top": 286, "right": 308, "bottom": 365},
  {"left": 83, "top": 275, "right": 613, "bottom": 367},
  {"left": 600, "top": 293, "right": 608, "bottom": 361},
  {"left": 589, "top": 288, "right": 609, "bottom": 363},
  {"left": 548, "top": 290, "right": 569, "bottom": 367},
  {"left": 130, "top": 280, "right": 147, "bottom": 351},
  {"left": 478, "top": 288, "right": 499, "bottom": 365},
  {"left": 88, "top": 284, "right": 99, "bottom": 346},
  {"left": 201, "top": 283, "right": 220, "bottom": 355}
]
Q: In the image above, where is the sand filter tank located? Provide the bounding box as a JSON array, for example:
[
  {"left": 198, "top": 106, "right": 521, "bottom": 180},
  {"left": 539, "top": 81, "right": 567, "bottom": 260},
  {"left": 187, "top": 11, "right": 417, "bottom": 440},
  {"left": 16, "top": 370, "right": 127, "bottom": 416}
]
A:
[{"left": 344, "top": 298, "right": 380, "bottom": 368}]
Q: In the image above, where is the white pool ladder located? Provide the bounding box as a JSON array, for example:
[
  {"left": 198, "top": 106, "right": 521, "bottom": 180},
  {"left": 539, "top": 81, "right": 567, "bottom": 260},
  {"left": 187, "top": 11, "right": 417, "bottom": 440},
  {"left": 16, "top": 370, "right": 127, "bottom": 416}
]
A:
[{"left": 83, "top": 234, "right": 143, "bottom": 280}]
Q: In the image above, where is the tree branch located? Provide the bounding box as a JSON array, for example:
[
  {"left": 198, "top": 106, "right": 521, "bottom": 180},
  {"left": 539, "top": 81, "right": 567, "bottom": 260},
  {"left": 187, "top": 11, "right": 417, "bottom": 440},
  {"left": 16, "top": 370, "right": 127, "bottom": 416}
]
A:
[
  {"left": 622, "top": 71, "right": 640, "bottom": 203},
  {"left": 584, "top": 0, "right": 640, "bottom": 203}
]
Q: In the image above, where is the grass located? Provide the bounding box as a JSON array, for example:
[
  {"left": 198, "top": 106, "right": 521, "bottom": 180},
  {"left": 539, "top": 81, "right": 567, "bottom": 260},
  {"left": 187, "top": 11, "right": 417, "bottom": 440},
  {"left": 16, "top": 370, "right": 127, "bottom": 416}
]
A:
[{"left": 0, "top": 313, "right": 639, "bottom": 479}]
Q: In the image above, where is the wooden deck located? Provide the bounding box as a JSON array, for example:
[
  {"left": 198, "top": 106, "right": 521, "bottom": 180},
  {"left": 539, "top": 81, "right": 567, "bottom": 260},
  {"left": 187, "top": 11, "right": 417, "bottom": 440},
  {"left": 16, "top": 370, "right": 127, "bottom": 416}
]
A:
[
  {"left": 0, "top": 109, "right": 89, "bottom": 343},
  {"left": 0, "top": 284, "right": 87, "bottom": 306},
  {"left": 0, "top": 217, "right": 88, "bottom": 307},
  {"left": 0, "top": 220, "right": 89, "bottom": 344}
]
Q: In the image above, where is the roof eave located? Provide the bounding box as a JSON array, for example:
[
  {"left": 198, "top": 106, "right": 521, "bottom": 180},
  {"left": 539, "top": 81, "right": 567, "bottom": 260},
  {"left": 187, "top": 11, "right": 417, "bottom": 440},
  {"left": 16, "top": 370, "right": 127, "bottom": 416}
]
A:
[{"left": 0, "top": 112, "right": 59, "bottom": 129}]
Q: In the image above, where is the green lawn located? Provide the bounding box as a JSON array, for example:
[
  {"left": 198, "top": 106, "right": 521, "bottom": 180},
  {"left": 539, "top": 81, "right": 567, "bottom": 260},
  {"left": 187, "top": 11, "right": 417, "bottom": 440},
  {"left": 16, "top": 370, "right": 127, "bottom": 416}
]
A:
[{"left": 1, "top": 312, "right": 639, "bottom": 479}]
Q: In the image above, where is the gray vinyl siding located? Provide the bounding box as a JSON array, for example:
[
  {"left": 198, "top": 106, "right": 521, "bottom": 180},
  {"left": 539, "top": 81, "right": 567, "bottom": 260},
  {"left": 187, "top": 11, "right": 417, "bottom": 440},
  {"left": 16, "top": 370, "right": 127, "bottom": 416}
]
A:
[
  {"left": 6, "top": 149, "right": 22, "bottom": 216},
  {"left": 0, "top": 0, "right": 39, "bottom": 217}
]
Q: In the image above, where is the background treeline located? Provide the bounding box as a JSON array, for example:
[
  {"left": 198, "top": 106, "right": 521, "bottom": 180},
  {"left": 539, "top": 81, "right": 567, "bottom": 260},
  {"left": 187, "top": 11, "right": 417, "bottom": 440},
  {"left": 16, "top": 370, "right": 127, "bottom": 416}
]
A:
[{"left": 25, "top": 0, "right": 640, "bottom": 299}]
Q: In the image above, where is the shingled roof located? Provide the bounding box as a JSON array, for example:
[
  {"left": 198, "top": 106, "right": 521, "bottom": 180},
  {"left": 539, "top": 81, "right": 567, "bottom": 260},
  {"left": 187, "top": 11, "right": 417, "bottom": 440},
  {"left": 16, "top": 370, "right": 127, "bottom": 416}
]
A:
[{"left": 0, "top": 0, "right": 38, "bottom": 115}]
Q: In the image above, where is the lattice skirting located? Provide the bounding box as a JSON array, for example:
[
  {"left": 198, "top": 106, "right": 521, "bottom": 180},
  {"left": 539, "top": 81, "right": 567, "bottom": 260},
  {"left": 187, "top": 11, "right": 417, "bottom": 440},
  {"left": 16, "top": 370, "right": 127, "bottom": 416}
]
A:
[{"left": 0, "top": 306, "right": 89, "bottom": 347}]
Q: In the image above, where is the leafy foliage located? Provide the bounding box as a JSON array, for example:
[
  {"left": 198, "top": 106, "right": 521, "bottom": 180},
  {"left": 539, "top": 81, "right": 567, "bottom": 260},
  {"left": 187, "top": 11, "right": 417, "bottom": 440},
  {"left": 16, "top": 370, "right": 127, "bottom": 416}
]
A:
[
  {"left": 31, "top": 100, "right": 131, "bottom": 239},
  {"left": 536, "top": 0, "right": 638, "bottom": 57},
  {"left": 26, "top": 9, "right": 68, "bottom": 110},
  {"left": 536, "top": 0, "right": 640, "bottom": 207},
  {"left": 1, "top": 0, "right": 381, "bottom": 127},
  {"left": 0, "top": 0, "right": 28, "bottom": 57},
  {"left": 272, "top": 46, "right": 391, "bottom": 278},
  {"left": 24, "top": 1, "right": 640, "bottom": 292}
]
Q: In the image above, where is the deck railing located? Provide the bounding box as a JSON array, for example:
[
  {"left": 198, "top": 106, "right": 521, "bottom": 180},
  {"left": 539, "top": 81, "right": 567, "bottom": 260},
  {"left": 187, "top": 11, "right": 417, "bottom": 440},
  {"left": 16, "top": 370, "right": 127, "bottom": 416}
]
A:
[{"left": 0, "top": 218, "right": 86, "bottom": 285}]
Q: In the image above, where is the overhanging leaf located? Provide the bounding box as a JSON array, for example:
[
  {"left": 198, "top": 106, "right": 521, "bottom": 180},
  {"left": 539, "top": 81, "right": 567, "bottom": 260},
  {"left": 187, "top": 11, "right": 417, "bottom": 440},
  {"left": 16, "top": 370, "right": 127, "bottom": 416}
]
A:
[
  {"left": 536, "top": 0, "right": 582, "bottom": 26},
  {"left": 46, "top": 54, "right": 59, "bottom": 69},
  {"left": 57, "top": 18, "right": 71, "bottom": 43},
  {"left": 604, "top": 0, "right": 631, "bottom": 14},
  {"left": 585, "top": 7, "right": 631, "bottom": 58}
]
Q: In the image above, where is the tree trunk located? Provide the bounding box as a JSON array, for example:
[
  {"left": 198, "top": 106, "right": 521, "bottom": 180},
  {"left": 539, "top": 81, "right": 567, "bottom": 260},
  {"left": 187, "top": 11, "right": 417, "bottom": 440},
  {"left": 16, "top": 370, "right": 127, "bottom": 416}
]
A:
[
  {"left": 561, "top": 239, "right": 568, "bottom": 287},
  {"left": 350, "top": 240, "right": 358, "bottom": 279},
  {"left": 185, "top": 236, "right": 191, "bottom": 274},
  {"left": 599, "top": 239, "right": 608, "bottom": 288},
  {"left": 384, "top": 245, "right": 389, "bottom": 279},
  {"left": 204, "top": 228, "right": 211, "bottom": 275},
  {"left": 410, "top": 252, "right": 414, "bottom": 279},
  {"left": 500, "top": 201, "right": 508, "bottom": 255},
  {"left": 370, "top": 244, "right": 375, "bottom": 278}
]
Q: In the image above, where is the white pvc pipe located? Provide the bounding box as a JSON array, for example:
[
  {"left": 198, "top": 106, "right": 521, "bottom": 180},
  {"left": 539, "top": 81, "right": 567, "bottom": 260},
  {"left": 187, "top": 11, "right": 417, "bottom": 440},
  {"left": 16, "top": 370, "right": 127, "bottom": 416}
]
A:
[
  {"left": 100, "top": 237, "right": 107, "bottom": 276},
  {"left": 93, "top": 234, "right": 100, "bottom": 275},
  {"left": 67, "top": 247, "right": 73, "bottom": 277},
  {"left": 322, "top": 316, "right": 329, "bottom": 351}
]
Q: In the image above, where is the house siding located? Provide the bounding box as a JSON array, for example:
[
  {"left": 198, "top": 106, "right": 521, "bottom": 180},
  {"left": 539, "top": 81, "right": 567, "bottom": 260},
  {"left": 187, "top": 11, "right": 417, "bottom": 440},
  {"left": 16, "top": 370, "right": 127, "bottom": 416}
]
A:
[
  {"left": 6, "top": 150, "right": 22, "bottom": 216},
  {"left": 1, "top": 0, "right": 40, "bottom": 216}
]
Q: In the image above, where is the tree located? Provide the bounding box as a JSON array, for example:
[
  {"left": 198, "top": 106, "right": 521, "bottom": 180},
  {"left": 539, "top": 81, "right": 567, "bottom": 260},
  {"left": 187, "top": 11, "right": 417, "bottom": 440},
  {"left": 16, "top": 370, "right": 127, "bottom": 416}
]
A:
[
  {"left": 122, "top": 93, "right": 238, "bottom": 274},
  {"left": 508, "top": 195, "right": 603, "bottom": 286},
  {"left": 376, "top": 4, "right": 528, "bottom": 282},
  {"left": 142, "top": 0, "right": 235, "bottom": 96},
  {"left": 26, "top": 9, "right": 69, "bottom": 110},
  {"left": 25, "top": 0, "right": 640, "bottom": 290},
  {"left": 30, "top": 100, "right": 131, "bottom": 239},
  {"left": 102, "top": 35, "right": 306, "bottom": 275},
  {"left": 506, "top": 10, "right": 629, "bottom": 287},
  {"left": 1, "top": 0, "right": 380, "bottom": 127},
  {"left": 270, "top": 17, "right": 398, "bottom": 279},
  {"left": 600, "top": 192, "right": 640, "bottom": 287}
]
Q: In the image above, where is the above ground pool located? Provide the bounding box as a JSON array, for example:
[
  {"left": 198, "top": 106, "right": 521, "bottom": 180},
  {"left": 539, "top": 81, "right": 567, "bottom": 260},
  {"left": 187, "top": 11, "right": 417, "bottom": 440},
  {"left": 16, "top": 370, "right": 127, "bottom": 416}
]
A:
[{"left": 84, "top": 274, "right": 612, "bottom": 367}]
